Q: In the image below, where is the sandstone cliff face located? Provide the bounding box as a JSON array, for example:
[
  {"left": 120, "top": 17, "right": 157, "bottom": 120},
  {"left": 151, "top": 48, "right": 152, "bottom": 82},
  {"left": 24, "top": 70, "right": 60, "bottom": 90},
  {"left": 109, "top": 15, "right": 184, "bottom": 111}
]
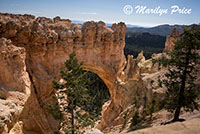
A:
[
  {"left": 0, "top": 38, "right": 31, "bottom": 133},
  {"left": 0, "top": 13, "right": 127, "bottom": 133}
]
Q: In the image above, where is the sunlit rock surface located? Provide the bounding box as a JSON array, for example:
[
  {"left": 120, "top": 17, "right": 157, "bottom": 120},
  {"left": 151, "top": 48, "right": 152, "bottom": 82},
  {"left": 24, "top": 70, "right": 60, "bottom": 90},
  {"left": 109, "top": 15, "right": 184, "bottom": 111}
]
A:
[
  {"left": 0, "top": 13, "right": 199, "bottom": 134},
  {"left": 0, "top": 13, "right": 127, "bottom": 133}
]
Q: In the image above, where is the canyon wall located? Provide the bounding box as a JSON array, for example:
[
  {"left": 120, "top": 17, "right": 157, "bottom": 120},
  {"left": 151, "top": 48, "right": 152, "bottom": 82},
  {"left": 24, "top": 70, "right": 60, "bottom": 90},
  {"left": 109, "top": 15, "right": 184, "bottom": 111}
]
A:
[{"left": 0, "top": 38, "right": 31, "bottom": 133}]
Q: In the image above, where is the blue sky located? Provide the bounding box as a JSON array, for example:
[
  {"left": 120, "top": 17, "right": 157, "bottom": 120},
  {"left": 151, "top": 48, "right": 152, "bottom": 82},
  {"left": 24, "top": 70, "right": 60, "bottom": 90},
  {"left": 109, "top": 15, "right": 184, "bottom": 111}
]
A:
[{"left": 0, "top": 0, "right": 199, "bottom": 27}]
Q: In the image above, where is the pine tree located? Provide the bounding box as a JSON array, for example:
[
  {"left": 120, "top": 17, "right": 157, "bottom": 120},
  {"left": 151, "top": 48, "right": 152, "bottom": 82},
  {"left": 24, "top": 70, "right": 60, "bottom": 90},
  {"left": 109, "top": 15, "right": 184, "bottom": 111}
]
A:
[
  {"left": 153, "top": 25, "right": 200, "bottom": 121},
  {"left": 52, "top": 52, "right": 93, "bottom": 134}
]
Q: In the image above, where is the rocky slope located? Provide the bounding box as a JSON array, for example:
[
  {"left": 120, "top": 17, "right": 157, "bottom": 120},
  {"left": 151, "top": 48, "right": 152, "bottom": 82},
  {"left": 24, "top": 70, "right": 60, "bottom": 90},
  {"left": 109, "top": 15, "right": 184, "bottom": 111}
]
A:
[{"left": 126, "top": 118, "right": 200, "bottom": 134}]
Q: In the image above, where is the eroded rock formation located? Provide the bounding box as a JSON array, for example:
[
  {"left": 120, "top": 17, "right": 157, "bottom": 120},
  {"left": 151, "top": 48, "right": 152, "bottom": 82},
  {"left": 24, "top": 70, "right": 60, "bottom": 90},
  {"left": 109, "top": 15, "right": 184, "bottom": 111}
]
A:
[
  {"left": 0, "top": 38, "right": 31, "bottom": 133},
  {"left": 123, "top": 51, "right": 157, "bottom": 80},
  {"left": 0, "top": 13, "right": 173, "bottom": 134},
  {"left": 0, "top": 13, "right": 128, "bottom": 133},
  {"left": 164, "top": 28, "right": 180, "bottom": 51}
]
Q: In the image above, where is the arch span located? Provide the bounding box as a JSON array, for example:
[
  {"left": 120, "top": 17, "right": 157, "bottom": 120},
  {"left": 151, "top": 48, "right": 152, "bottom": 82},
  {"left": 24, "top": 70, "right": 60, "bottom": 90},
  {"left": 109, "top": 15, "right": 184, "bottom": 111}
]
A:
[{"left": 0, "top": 13, "right": 129, "bottom": 133}]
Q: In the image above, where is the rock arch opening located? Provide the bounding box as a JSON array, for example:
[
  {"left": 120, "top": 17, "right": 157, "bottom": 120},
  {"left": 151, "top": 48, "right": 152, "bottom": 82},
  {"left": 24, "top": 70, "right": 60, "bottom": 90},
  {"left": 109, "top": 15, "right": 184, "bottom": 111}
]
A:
[{"left": 82, "top": 71, "right": 110, "bottom": 117}]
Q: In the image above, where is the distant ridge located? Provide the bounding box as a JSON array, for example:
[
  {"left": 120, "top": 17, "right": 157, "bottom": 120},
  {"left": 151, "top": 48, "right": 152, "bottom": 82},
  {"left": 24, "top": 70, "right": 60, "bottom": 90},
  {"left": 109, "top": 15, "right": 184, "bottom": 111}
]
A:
[
  {"left": 71, "top": 20, "right": 193, "bottom": 36},
  {"left": 126, "top": 24, "right": 185, "bottom": 36},
  {"left": 106, "top": 23, "right": 141, "bottom": 28}
]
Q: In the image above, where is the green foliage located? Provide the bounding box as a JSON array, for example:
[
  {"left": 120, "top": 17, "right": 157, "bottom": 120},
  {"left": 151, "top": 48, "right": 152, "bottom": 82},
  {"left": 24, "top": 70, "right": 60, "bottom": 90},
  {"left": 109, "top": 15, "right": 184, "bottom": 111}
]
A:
[
  {"left": 83, "top": 72, "right": 110, "bottom": 118},
  {"left": 146, "top": 97, "right": 156, "bottom": 120},
  {"left": 142, "top": 93, "right": 148, "bottom": 117},
  {"left": 129, "top": 94, "right": 159, "bottom": 132},
  {"left": 132, "top": 89, "right": 141, "bottom": 109},
  {"left": 153, "top": 25, "right": 200, "bottom": 121},
  {"left": 61, "top": 112, "right": 93, "bottom": 134},
  {"left": 48, "top": 52, "right": 110, "bottom": 133},
  {"left": 125, "top": 32, "right": 165, "bottom": 59},
  {"left": 130, "top": 90, "right": 158, "bottom": 128},
  {"left": 52, "top": 52, "right": 94, "bottom": 134},
  {"left": 45, "top": 101, "right": 63, "bottom": 120},
  {"left": 130, "top": 110, "right": 142, "bottom": 127}
]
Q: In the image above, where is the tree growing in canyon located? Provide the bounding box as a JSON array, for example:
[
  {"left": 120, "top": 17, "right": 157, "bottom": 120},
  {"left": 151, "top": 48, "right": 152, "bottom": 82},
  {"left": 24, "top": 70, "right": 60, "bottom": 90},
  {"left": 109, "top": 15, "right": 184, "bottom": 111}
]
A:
[
  {"left": 84, "top": 72, "right": 110, "bottom": 118},
  {"left": 53, "top": 52, "right": 93, "bottom": 134},
  {"left": 153, "top": 25, "right": 200, "bottom": 121}
]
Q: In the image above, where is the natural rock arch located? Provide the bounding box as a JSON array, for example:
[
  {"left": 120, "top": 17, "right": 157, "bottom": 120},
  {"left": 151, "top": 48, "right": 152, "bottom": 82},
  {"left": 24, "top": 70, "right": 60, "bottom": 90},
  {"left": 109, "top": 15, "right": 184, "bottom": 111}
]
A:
[{"left": 0, "top": 13, "right": 133, "bottom": 133}]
